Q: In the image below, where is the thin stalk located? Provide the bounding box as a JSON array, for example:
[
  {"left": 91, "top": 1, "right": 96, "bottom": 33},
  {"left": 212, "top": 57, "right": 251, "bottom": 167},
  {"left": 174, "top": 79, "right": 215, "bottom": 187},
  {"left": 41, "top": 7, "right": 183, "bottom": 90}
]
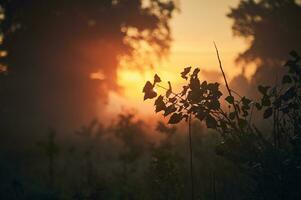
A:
[
  {"left": 214, "top": 42, "right": 240, "bottom": 122},
  {"left": 188, "top": 114, "right": 194, "bottom": 200}
]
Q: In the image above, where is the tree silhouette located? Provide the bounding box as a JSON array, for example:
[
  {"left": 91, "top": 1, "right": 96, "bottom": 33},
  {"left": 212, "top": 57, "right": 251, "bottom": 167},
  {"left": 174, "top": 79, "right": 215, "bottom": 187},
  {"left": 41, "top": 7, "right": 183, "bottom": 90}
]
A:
[
  {"left": 228, "top": 0, "right": 301, "bottom": 86},
  {"left": 0, "top": 0, "right": 177, "bottom": 129}
]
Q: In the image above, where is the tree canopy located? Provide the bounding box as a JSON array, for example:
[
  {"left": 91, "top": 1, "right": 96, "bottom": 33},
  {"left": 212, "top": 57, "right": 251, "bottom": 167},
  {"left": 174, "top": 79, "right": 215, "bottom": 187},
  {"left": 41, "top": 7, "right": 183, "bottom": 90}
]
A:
[
  {"left": 228, "top": 0, "right": 301, "bottom": 86},
  {"left": 0, "top": 0, "right": 177, "bottom": 128}
]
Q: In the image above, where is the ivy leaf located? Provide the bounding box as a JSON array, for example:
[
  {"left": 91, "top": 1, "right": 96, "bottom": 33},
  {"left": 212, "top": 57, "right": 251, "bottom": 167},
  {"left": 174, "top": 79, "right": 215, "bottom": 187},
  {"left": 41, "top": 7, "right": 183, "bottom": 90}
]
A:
[
  {"left": 205, "top": 115, "right": 217, "bottom": 129},
  {"left": 181, "top": 67, "right": 191, "bottom": 80},
  {"left": 154, "top": 95, "right": 166, "bottom": 113},
  {"left": 143, "top": 81, "right": 157, "bottom": 100},
  {"left": 225, "top": 96, "right": 234, "bottom": 104},
  {"left": 263, "top": 107, "right": 273, "bottom": 119},
  {"left": 168, "top": 113, "right": 183, "bottom": 124},
  {"left": 282, "top": 75, "right": 292, "bottom": 84},
  {"left": 154, "top": 74, "right": 161, "bottom": 84}
]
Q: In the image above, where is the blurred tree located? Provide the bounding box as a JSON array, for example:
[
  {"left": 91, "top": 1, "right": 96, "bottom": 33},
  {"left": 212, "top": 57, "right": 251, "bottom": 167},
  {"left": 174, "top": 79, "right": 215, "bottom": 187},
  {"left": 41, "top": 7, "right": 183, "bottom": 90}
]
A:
[
  {"left": 0, "top": 0, "right": 177, "bottom": 130},
  {"left": 228, "top": 0, "right": 301, "bottom": 87}
]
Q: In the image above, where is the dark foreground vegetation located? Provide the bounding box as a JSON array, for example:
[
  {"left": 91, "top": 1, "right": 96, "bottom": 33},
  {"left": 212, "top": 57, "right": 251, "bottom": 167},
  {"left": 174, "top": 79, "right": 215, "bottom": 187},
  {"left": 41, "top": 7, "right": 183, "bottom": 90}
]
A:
[{"left": 1, "top": 52, "right": 300, "bottom": 200}]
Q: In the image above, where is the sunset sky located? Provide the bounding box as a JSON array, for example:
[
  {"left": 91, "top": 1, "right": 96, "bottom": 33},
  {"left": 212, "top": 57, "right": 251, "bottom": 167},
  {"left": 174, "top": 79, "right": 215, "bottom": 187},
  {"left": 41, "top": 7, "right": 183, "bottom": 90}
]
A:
[{"left": 106, "top": 0, "right": 255, "bottom": 119}]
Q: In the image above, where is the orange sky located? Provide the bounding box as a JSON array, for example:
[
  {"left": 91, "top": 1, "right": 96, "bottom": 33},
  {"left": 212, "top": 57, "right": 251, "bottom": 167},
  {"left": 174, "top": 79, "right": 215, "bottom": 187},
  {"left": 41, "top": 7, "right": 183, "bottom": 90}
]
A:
[{"left": 103, "top": 0, "right": 257, "bottom": 120}]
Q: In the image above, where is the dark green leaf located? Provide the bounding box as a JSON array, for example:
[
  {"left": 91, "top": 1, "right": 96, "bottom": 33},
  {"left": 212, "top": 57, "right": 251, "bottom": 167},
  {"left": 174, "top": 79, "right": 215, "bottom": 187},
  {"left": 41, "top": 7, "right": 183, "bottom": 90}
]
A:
[
  {"left": 242, "top": 97, "right": 252, "bottom": 106},
  {"left": 225, "top": 96, "right": 234, "bottom": 104}
]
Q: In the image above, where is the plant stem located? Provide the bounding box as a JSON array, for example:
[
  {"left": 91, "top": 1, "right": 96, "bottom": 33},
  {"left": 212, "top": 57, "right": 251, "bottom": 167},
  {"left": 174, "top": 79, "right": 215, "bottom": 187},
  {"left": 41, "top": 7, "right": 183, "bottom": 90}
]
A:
[
  {"left": 188, "top": 114, "right": 194, "bottom": 200},
  {"left": 214, "top": 42, "right": 240, "bottom": 122}
]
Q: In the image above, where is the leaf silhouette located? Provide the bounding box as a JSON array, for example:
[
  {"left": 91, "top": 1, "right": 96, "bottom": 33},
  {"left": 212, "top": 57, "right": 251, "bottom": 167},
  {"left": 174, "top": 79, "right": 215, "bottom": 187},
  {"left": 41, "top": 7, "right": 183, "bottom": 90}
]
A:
[
  {"left": 143, "top": 81, "right": 157, "bottom": 100},
  {"left": 225, "top": 96, "right": 234, "bottom": 104},
  {"left": 168, "top": 113, "right": 183, "bottom": 124},
  {"left": 263, "top": 107, "right": 273, "bottom": 119},
  {"left": 154, "top": 74, "right": 161, "bottom": 84},
  {"left": 164, "top": 105, "right": 177, "bottom": 116},
  {"left": 205, "top": 115, "right": 217, "bottom": 129},
  {"left": 166, "top": 81, "right": 172, "bottom": 97},
  {"left": 181, "top": 67, "right": 191, "bottom": 80},
  {"left": 155, "top": 95, "right": 166, "bottom": 112}
]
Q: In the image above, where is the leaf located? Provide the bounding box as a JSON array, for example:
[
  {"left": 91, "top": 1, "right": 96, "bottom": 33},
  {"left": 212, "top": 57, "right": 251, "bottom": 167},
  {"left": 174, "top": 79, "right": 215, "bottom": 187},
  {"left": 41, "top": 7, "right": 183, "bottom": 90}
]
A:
[
  {"left": 168, "top": 97, "right": 177, "bottom": 103},
  {"left": 238, "top": 118, "right": 247, "bottom": 129},
  {"left": 166, "top": 81, "right": 172, "bottom": 97},
  {"left": 205, "top": 115, "right": 217, "bottom": 129},
  {"left": 154, "top": 74, "right": 161, "bottom": 84},
  {"left": 263, "top": 107, "right": 273, "bottom": 119},
  {"left": 154, "top": 95, "right": 166, "bottom": 113},
  {"left": 255, "top": 102, "right": 262, "bottom": 110},
  {"left": 242, "top": 97, "right": 252, "bottom": 106},
  {"left": 143, "top": 81, "right": 153, "bottom": 93},
  {"left": 229, "top": 112, "right": 236, "bottom": 120},
  {"left": 196, "top": 108, "right": 207, "bottom": 121},
  {"left": 258, "top": 85, "right": 270, "bottom": 95},
  {"left": 192, "top": 68, "right": 200, "bottom": 77},
  {"left": 281, "top": 87, "right": 295, "bottom": 101},
  {"left": 181, "top": 67, "right": 191, "bottom": 80},
  {"left": 181, "top": 86, "right": 189, "bottom": 96},
  {"left": 208, "top": 100, "right": 220, "bottom": 110},
  {"left": 189, "top": 77, "right": 200, "bottom": 91},
  {"left": 282, "top": 75, "right": 292, "bottom": 84},
  {"left": 164, "top": 105, "right": 177, "bottom": 116},
  {"left": 168, "top": 113, "right": 183, "bottom": 124},
  {"left": 225, "top": 96, "right": 234, "bottom": 104},
  {"left": 261, "top": 96, "right": 271, "bottom": 107},
  {"left": 290, "top": 50, "right": 299, "bottom": 59},
  {"left": 143, "top": 81, "right": 157, "bottom": 100}
]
